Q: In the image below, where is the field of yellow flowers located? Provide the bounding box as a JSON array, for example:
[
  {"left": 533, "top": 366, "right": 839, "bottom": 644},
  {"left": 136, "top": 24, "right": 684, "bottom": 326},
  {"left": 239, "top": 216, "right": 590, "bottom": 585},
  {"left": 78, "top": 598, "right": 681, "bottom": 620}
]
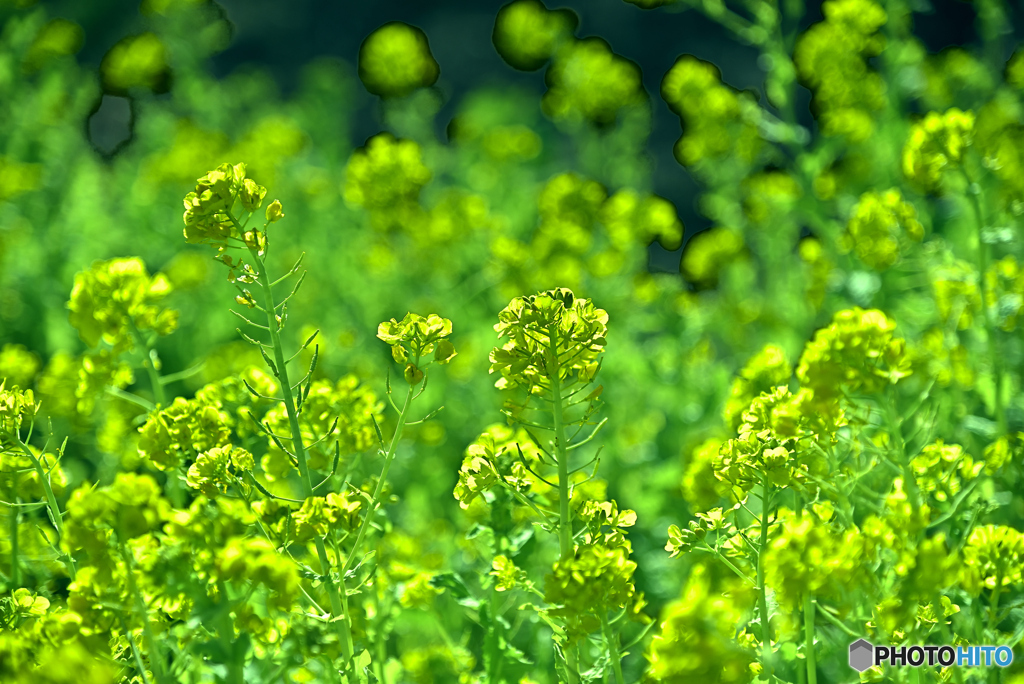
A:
[{"left": 1, "top": 0, "right": 1024, "bottom": 682}]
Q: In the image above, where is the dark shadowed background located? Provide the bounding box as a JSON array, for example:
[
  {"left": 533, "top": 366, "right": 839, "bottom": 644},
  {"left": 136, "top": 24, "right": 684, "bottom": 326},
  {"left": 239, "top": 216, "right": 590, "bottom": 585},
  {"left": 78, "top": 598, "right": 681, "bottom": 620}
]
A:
[{"left": 38, "top": 0, "right": 1024, "bottom": 271}]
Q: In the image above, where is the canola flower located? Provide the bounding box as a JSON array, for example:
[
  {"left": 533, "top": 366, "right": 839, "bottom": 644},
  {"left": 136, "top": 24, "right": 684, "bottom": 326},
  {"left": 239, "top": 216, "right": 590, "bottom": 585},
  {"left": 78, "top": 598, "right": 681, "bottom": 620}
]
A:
[
  {"left": 902, "top": 108, "right": 976, "bottom": 190},
  {"left": 661, "top": 55, "right": 762, "bottom": 167},
  {"left": 842, "top": 189, "right": 924, "bottom": 270},
  {"left": 794, "top": 0, "right": 887, "bottom": 141}
]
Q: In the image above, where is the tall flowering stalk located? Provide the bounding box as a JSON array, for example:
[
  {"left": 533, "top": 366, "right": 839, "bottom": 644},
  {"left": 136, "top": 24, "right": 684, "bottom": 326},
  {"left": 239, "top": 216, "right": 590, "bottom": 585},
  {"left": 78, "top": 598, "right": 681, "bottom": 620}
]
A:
[
  {"left": 454, "top": 288, "right": 647, "bottom": 682},
  {"left": 180, "top": 163, "right": 455, "bottom": 676}
]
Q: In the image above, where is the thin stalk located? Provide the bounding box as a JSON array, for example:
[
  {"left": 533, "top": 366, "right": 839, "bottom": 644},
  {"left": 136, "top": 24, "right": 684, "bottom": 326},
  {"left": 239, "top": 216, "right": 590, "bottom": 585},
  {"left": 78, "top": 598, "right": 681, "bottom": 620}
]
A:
[
  {"left": 126, "top": 317, "right": 167, "bottom": 408},
  {"left": 757, "top": 474, "right": 775, "bottom": 684},
  {"left": 547, "top": 328, "right": 578, "bottom": 684},
  {"left": 373, "top": 589, "right": 387, "bottom": 684},
  {"left": 701, "top": 540, "right": 755, "bottom": 586},
  {"left": 121, "top": 616, "right": 153, "bottom": 684},
  {"left": 989, "top": 569, "right": 1003, "bottom": 629},
  {"left": 932, "top": 595, "right": 964, "bottom": 684},
  {"left": 884, "top": 392, "right": 927, "bottom": 555},
  {"left": 813, "top": 600, "right": 861, "bottom": 639},
  {"left": 341, "top": 381, "right": 416, "bottom": 576},
  {"left": 548, "top": 331, "right": 572, "bottom": 561},
  {"left": 486, "top": 586, "right": 503, "bottom": 684},
  {"left": 803, "top": 591, "right": 817, "bottom": 684},
  {"left": 248, "top": 244, "right": 354, "bottom": 667},
  {"left": 9, "top": 474, "right": 18, "bottom": 588},
  {"left": 18, "top": 440, "right": 75, "bottom": 580},
  {"left": 122, "top": 543, "right": 170, "bottom": 684},
  {"left": 959, "top": 165, "right": 1006, "bottom": 434},
  {"left": 601, "top": 613, "right": 626, "bottom": 684},
  {"left": 218, "top": 581, "right": 244, "bottom": 684}
]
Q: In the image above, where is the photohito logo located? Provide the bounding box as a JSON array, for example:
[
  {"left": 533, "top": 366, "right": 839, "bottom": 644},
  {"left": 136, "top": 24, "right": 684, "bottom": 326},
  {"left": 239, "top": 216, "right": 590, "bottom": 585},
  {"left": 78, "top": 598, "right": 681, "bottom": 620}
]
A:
[{"left": 849, "top": 639, "right": 1013, "bottom": 672}]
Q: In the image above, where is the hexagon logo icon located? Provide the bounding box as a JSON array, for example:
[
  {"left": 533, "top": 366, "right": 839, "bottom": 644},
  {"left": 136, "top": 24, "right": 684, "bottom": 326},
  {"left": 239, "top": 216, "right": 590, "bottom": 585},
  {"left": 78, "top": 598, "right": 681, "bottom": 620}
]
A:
[{"left": 849, "top": 639, "right": 874, "bottom": 672}]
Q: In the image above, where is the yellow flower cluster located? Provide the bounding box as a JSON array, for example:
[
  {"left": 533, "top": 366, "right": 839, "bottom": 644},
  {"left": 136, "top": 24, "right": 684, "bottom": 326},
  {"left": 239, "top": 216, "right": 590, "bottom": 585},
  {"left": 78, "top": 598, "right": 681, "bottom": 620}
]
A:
[
  {"left": 67, "top": 257, "right": 178, "bottom": 352},
  {"left": 796, "top": 307, "right": 911, "bottom": 400},
  {"left": 842, "top": 189, "right": 924, "bottom": 270},
  {"left": 492, "top": 0, "right": 577, "bottom": 72},
  {"left": 357, "top": 22, "right": 439, "bottom": 97},
  {"left": 661, "top": 55, "right": 762, "bottom": 167},
  {"left": 542, "top": 37, "right": 645, "bottom": 124},
  {"left": 645, "top": 566, "right": 755, "bottom": 683},
  {"left": 902, "top": 108, "right": 975, "bottom": 190},
  {"left": 342, "top": 133, "right": 431, "bottom": 228},
  {"left": 794, "top": 0, "right": 887, "bottom": 141},
  {"left": 723, "top": 344, "right": 792, "bottom": 429}
]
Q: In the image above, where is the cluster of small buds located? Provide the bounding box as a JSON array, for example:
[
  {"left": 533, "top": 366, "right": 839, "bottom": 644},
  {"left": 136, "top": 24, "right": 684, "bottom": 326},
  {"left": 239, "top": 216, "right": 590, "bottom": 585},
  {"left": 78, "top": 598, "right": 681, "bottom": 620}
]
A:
[
  {"left": 764, "top": 508, "right": 871, "bottom": 610},
  {"left": 357, "top": 22, "right": 439, "bottom": 98},
  {"left": 644, "top": 565, "right": 756, "bottom": 683},
  {"left": 959, "top": 524, "right": 1024, "bottom": 596},
  {"left": 796, "top": 307, "right": 912, "bottom": 399},
  {"left": 665, "top": 507, "right": 737, "bottom": 558},
  {"left": 722, "top": 344, "right": 791, "bottom": 429},
  {"left": 542, "top": 37, "right": 644, "bottom": 125},
  {"left": 182, "top": 163, "right": 284, "bottom": 269},
  {"left": 67, "top": 257, "right": 178, "bottom": 353},
  {"left": 376, "top": 313, "right": 457, "bottom": 384},
  {"left": 489, "top": 288, "right": 607, "bottom": 393},
  {"left": 0, "top": 381, "right": 38, "bottom": 445},
  {"left": 902, "top": 108, "right": 976, "bottom": 190},
  {"left": 793, "top": 0, "right": 887, "bottom": 141},
  {"left": 185, "top": 444, "right": 255, "bottom": 497},
  {"left": 492, "top": 0, "right": 577, "bottom": 72},
  {"left": 842, "top": 189, "right": 924, "bottom": 270},
  {"left": 661, "top": 55, "right": 763, "bottom": 166},
  {"left": 543, "top": 543, "right": 646, "bottom": 640},
  {"left": 292, "top": 492, "right": 363, "bottom": 542},
  {"left": 453, "top": 424, "right": 539, "bottom": 510}
]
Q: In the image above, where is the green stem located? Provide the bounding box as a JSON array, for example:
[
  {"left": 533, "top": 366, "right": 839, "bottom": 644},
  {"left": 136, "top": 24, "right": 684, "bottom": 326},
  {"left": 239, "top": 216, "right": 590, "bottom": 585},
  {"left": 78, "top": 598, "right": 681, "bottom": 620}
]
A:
[
  {"left": 932, "top": 595, "right": 964, "bottom": 684},
  {"left": 884, "top": 392, "right": 927, "bottom": 547},
  {"left": 341, "top": 380, "right": 416, "bottom": 576},
  {"left": 547, "top": 328, "right": 578, "bottom": 684},
  {"left": 548, "top": 332, "right": 572, "bottom": 562},
  {"left": 813, "top": 600, "right": 861, "bottom": 639},
  {"left": 121, "top": 543, "right": 170, "bottom": 684},
  {"left": 126, "top": 317, "right": 167, "bottom": 408},
  {"left": 989, "top": 570, "right": 1003, "bottom": 630},
  {"left": 120, "top": 616, "right": 153, "bottom": 684},
  {"left": 601, "top": 613, "right": 626, "bottom": 684},
  {"left": 757, "top": 474, "right": 775, "bottom": 684},
  {"left": 9, "top": 474, "right": 19, "bottom": 588},
  {"left": 218, "top": 581, "right": 244, "bottom": 684},
  {"left": 18, "top": 440, "right": 75, "bottom": 581},
  {"left": 959, "top": 165, "right": 1006, "bottom": 434},
  {"left": 486, "top": 586, "right": 503, "bottom": 684},
  {"left": 373, "top": 591, "right": 387, "bottom": 684},
  {"left": 702, "top": 540, "right": 755, "bottom": 586},
  {"left": 248, "top": 244, "right": 355, "bottom": 668},
  {"left": 803, "top": 591, "right": 817, "bottom": 684},
  {"left": 126, "top": 318, "right": 183, "bottom": 507}
]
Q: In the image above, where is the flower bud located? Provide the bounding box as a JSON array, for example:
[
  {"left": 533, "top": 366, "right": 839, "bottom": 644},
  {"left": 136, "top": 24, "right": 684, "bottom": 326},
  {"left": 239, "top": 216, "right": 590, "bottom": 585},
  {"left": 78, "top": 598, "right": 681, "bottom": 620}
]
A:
[
  {"left": 265, "top": 199, "right": 284, "bottom": 223},
  {"left": 239, "top": 178, "right": 267, "bottom": 212},
  {"left": 404, "top": 363, "right": 424, "bottom": 385},
  {"left": 434, "top": 339, "right": 457, "bottom": 364}
]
